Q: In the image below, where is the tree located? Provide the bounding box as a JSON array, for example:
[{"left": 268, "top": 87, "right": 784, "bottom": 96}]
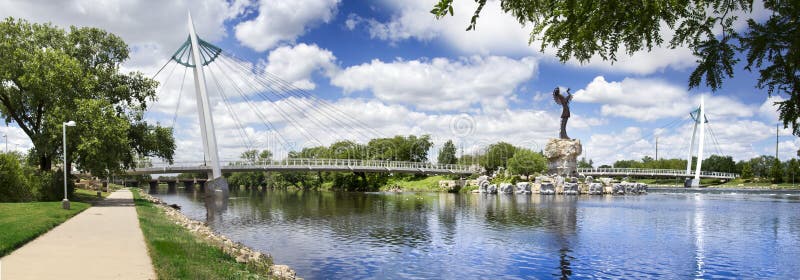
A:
[
  {"left": 740, "top": 162, "right": 753, "bottom": 179},
  {"left": 0, "top": 153, "right": 34, "bottom": 202},
  {"left": 432, "top": 1, "right": 800, "bottom": 142},
  {"left": 702, "top": 155, "right": 736, "bottom": 173},
  {"left": 770, "top": 158, "right": 784, "bottom": 183},
  {"left": 438, "top": 140, "right": 457, "bottom": 165},
  {"left": 0, "top": 17, "right": 174, "bottom": 174},
  {"left": 577, "top": 157, "right": 593, "bottom": 168},
  {"left": 507, "top": 148, "right": 547, "bottom": 176},
  {"left": 481, "top": 142, "right": 516, "bottom": 174},
  {"left": 785, "top": 158, "right": 799, "bottom": 184}
]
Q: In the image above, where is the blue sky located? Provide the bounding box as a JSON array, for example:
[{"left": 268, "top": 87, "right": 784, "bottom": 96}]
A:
[{"left": 0, "top": 0, "right": 795, "bottom": 166}]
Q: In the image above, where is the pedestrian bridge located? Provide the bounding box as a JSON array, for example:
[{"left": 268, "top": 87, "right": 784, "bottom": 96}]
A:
[
  {"left": 577, "top": 168, "right": 738, "bottom": 180},
  {"left": 126, "top": 158, "right": 479, "bottom": 175}
]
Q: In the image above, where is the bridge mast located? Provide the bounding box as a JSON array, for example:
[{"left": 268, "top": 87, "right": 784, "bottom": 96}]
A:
[
  {"left": 187, "top": 12, "right": 222, "bottom": 180},
  {"left": 693, "top": 96, "right": 706, "bottom": 186}
]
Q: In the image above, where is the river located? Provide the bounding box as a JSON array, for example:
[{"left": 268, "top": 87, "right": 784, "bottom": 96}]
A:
[{"left": 153, "top": 189, "right": 800, "bottom": 279}]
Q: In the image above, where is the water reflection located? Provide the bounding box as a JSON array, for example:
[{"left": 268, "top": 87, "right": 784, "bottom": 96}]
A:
[{"left": 153, "top": 189, "right": 800, "bottom": 279}]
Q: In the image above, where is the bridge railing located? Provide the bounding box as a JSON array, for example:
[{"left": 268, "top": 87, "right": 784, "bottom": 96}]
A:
[
  {"left": 576, "top": 168, "right": 738, "bottom": 178},
  {"left": 133, "top": 158, "right": 481, "bottom": 173}
]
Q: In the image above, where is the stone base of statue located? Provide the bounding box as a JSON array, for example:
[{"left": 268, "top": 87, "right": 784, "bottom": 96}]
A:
[{"left": 543, "top": 138, "right": 582, "bottom": 177}]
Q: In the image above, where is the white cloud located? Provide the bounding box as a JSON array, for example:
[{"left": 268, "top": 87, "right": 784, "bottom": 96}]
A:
[
  {"left": 331, "top": 56, "right": 537, "bottom": 112},
  {"left": 234, "top": 0, "right": 340, "bottom": 52},
  {"left": 0, "top": 125, "right": 33, "bottom": 154},
  {"left": 758, "top": 95, "right": 784, "bottom": 122},
  {"left": 261, "top": 43, "right": 338, "bottom": 90},
  {"left": 0, "top": 0, "right": 249, "bottom": 74}
]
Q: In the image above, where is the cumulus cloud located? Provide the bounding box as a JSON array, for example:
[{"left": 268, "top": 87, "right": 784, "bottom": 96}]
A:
[
  {"left": 0, "top": 0, "right": 249, "bottom": 74},
  {"left": 234, "top": 0, "right": 340, "bottom": 52},
  {"left": 330, "top": 56, "right": 537, "bottom": 112},
  {"left": 261, "top": 43, "right": 338, "bottom": 90}
]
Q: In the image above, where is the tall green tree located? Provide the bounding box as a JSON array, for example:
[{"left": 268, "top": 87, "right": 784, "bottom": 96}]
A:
[
  {"left": 740, "top": 162, "right": 753, "bottom": 179},
  {"left": 481, "top": 142, "right": 516, "bottom": 174},
  {"left": 0, "top": 17, "right": 174, "bottom": 175},
  {"left": 702, "top": 155, "right": 736, "bottom": 173},
  {"left": 507, "top": 148, "right": 547, "bottom": 176},
  {"left": 432, "top": 1, "right": 800, "bottom": 142},
  {"left": 438, "top": 140, "right": 457, "bottom": 165},
  {"left": 770, "top": 158, "right": 784, "bottom": 183}
]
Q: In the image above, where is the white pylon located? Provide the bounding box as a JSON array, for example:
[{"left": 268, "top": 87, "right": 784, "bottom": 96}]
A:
[
  {"left": 187, "top": 12, "right": 222, "bottom": 179},
  {"left": 685, "top": 96, "right": 706, "bottom": 187}
]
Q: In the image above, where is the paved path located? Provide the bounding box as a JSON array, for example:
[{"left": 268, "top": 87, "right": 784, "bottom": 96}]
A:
[{"left": 1, "top": 190, "right": 155, "bottom": 280}]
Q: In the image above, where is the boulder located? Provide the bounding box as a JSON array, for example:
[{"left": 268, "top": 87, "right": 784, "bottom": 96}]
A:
[
  {"left": 584, "top": 176, "right": 594, "bottom": 184},
  {"left": 515, "top": 182, "right": 532, "bottom": 194},
  {"left": 612, "top": 184, "right": 625, "bottom": 195},
  {"left": 563, "top": 182, "right": 579, "bottom": 195},
  {"left": 499, "top": 183, "right": 514, "bottom": 194},
  {"left": 544, "top": 138, "right": 582, "bottom": 176},
  {"left": 476, "top": 176, "right": 490, "bottom": 193},
  {"left": 588, "top": 183, "right": 603, "bottom": 195},
  {"left": 540, "top": 183, "right": 555, "bottom": 195},
  {"left": 487, "top": 184, "right": 497, "bottom": 194}
]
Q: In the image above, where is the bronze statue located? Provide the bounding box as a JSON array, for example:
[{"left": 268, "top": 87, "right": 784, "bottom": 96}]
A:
[{"left": 552, "top": 87, "right": 572, "bottom": 139}]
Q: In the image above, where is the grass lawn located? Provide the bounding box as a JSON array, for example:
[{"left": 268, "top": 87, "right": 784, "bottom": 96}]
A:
[
  {"left": 0, "top": 201, "right": 90, "bottom": 256},
  {"left": 382, "top": 175, "right": 450, "bottom": 192},
  {"left": 131, "top": 189, "right": 270, "bottom": 279}
]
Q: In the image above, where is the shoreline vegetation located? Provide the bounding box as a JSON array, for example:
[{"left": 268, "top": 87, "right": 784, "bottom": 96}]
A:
[{"left": 131, "top": 188, "right": 299, "bottom": 279}]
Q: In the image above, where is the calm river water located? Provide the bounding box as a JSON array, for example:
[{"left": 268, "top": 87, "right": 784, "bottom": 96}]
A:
[{"left": 154, "top": 189, "right": 800, "bottom": 279}]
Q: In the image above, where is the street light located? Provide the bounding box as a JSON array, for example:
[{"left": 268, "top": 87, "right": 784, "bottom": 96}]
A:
[{"left": 62, "top": 121, "right": 76, "bottom": 210}]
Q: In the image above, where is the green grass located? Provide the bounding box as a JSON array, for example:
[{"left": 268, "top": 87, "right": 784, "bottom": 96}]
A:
[
  {"left": 381, "top": 175, "right": 450, "bottom": 192},
  {"left": 131, "top": 189, "right": 270, "bottom": 279},
  {"left": 0, "top": 201, "right": 90, "bottom": 256}
]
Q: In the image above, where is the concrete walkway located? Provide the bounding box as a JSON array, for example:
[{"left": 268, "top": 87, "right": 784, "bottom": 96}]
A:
[{"left": 1, "top": 189, "right": 156, "bottom": 280}]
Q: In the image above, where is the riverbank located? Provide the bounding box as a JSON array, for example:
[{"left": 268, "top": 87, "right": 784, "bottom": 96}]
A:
[
  {"left": 0, "top": 201, "right": 90, "bottom": 256},
  {"left": 131, "top": 189, "right": 299, "bottom": 279}
]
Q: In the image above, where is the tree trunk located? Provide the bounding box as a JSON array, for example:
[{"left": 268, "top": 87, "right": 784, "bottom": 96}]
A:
[{"left": 39, "top": 155, "right": 52, "bottom": 171}]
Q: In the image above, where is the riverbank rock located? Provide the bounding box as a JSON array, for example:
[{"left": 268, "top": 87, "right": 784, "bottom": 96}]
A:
[
  {"left": 540, "top": 183, "right": 555, "bottom": 195},
  {"left": 498, "top": 183, "right": 514, "bottom": 194},
  {"left": 588, "top": 183, "right": 603, "bottom": 195},
  {"left": 612, "top": 184, "right": 625, "bottom": 195},
  {"left": 139, "top": 192, "right": 300, "bottom": 279},
  {"left": 563, "top": 182, "right": 579, "bottom": 195},
  {"left": 487, "top": 184, "right": 498, "bottom": 194},
  {"left": 515, "top": 182, "right": 532, "bottom": 194},
  {"left": 438, "top": 180, "right": 463, "bottom": 192},
  {"left": 475, "top": 176, "right": 490, "bottom": 193}
]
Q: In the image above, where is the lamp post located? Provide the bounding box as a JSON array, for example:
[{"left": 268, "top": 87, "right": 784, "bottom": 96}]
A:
[{"left": 62, "top": 121, "right": 76, "bottom": 210}]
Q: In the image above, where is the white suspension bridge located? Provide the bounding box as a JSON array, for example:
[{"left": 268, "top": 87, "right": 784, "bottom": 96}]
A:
[{"left": 126, "top": 14, "right": 737, "bottom": 191}]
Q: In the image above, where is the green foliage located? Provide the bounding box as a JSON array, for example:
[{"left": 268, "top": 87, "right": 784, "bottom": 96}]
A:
[
  {"left": 0, "top": 17, "right": 174, "bottom": 172},
  {"left": 438, "top": 140, "right": 457, "bottom": 165},
  {"left": 0, "top": 153, "right": 34, "bottom": 202},
  {"left": 507, "top": 148, "right": 546, "bottom": 176},
  {"left": 481, "top": 142, "right": 516, "bottom": 175},
  {"left": 740, "top": 162, "right": 753, "bottom": 179},
  {"left": 0, "top": 201, "right": 90, "bottom": 256},
  {"left": 701, "top": 155, "right": 736, "bottom": 173},
  {"left": 367, "top": 135, "right": 433, "bottom": 162},
  {"left": 770, "top": 158, "right": 784, "bottom": 183},
  {"left": 784, "top": 158, "right": 799, "bottom": 183},
  {"left": 433, "top": 0, "right": 800, "bottom": 148},
  {"left": 577, "top": 157, "right": 593, "bottom": 168}
]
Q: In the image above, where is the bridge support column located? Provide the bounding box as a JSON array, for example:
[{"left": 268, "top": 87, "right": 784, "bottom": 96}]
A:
[
  {"left": 183, "top": 181, "right": 194, "bottom": 192},
  {"left": 149, "top": 181, "right": 158, "bottom": 194},
  {"left": 167, "top": 182, "right": 177, "bottom": 194},
  {"left": 198, "top": 181, "right": 206, "bottom": 192}
]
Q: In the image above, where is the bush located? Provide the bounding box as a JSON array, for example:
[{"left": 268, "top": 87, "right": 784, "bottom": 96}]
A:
[
  {"left": 29, "top": 170, "right": 75, "bottom": 202},
  {"left": 0, "top": 153, "right": 34, "bottom": 202}
]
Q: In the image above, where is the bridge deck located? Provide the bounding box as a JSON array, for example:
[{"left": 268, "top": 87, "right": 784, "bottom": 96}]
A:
[
  {"left": 127, "top": 158, "right": 477, "bottom": 175},
  {"left": 577, "top": 168, "right": 737, "bottom": 179}
]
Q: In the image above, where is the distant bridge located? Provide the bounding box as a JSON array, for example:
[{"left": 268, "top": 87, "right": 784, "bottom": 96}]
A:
[
  {"left": 126, "top": 158, "right": 478, "bottom": 175},
  {"left": 577, "top": 168, "right": 737, "bottom": 180}
]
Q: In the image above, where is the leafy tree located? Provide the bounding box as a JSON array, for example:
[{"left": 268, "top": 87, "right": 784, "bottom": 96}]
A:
[
  {"left": 784, "top": 158, "right": 799, "bottom": 184},
  {"left": 598, "top": 164, "right": 612, "bottom": 169},
  {"left": 432, "top": 1, "right": 800, "bottom": 144},
  {"left": 701, "top": 155, "right": 736, "bottom": 173},
  {"left": 507, "top": 148, "right": 547, "bottom": 176},
  {"left": 258, "top": 150, "right": 273, "bottom": 161},
  {"left": 740, "top": 162, "right": 753, "bottom": 179},
  {"left": 577, "top": 157, "right": 593, "bottom": 168},
  {"left": 0, "top": 17, "right": 174, "bottom": 175},
  {"left": 770, "top": 158, "right": 784, "bottom": 183},
  {"left": 481, "top": 142, "right": 516, "bottom": 174},
  {"left": 438, "top": 140, "right": 457, "bottom": 165}
]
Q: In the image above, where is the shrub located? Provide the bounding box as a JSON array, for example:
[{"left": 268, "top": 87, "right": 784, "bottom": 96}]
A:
[{"left": 0, "top": 153, "right": 34, "bottom": 202}]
